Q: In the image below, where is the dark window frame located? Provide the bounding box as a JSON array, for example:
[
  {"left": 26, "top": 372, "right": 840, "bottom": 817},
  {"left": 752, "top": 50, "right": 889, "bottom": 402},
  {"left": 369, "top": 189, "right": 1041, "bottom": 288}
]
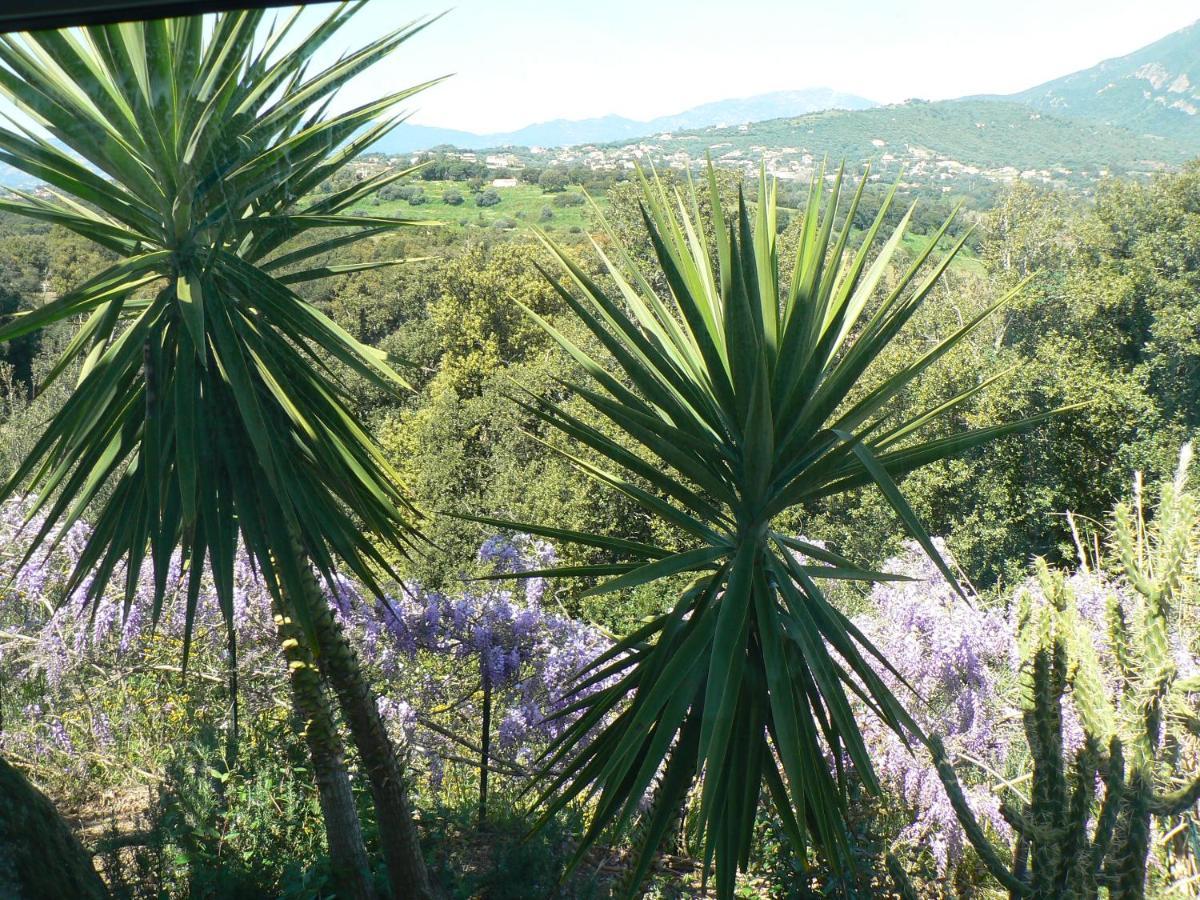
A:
[{"left": 0, "top": 1, "right": 332, "bottom": 33}]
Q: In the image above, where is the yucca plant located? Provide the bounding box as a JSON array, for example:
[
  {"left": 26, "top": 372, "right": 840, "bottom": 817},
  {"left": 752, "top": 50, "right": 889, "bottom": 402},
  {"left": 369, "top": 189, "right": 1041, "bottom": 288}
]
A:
[
  {"left": 0, "top": 5, "right": 441, "bottom": 898},
  {"left": 480, "top": 165, "right": 1062, "bottom": 897}
]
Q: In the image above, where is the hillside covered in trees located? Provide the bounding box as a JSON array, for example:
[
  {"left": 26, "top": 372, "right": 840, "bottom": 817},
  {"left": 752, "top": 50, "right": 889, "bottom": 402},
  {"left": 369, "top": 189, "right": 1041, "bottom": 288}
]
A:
[{"left": 0, "top": 4, "right": 1199, "bottom": 900}]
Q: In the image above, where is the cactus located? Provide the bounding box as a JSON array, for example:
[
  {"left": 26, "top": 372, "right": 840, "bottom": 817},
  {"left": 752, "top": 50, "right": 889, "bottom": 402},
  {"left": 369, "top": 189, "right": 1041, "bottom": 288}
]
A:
[{"left": 892, "top": 446, "right": 1200, "bottom": 899}]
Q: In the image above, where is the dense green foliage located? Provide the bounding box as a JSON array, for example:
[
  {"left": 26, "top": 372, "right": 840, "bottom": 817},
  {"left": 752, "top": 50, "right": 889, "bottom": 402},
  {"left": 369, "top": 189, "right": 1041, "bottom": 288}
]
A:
[
  {"left": 0, "top": 7, "right": 1196, "bottom": 892},
  {"left": 799, "top": 168, "right": 1200, "bottom": 586},
  {"left": 623, "top": 100, "right": 1193, "bottom": 181}
]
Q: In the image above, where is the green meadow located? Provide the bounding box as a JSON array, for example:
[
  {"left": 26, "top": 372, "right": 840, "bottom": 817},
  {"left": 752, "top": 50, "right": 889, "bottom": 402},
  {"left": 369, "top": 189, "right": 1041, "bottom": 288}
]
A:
[{"left": 354, "top": 179, "right": 601, "bottom": 235}]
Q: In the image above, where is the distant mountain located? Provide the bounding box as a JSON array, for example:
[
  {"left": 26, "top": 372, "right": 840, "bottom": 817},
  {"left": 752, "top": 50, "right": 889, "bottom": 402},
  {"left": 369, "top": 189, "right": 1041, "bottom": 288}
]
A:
[
  {"left": 620, "top": 99, "right": 1191, "bottom": 182},
  {"left": 641, "top": 88, "right": 877, "bottom": 132},
  {"left": 371, "top": 88, "right": 876, "bottom": 154},
  {"left": 0, "top": 162, "right": 39, "bottom": 190},
  {"left": 379, "top": 23, "right": 1200, "bottom": 164},
  {"left": 999, "top": 19, "right": 1200, "bottom": 146},
  {"left": 491, "top": 114, "right": 647, "bottom": 150},
  {"left": 381, "top": 121, "right": 490, "bottom": 152}
]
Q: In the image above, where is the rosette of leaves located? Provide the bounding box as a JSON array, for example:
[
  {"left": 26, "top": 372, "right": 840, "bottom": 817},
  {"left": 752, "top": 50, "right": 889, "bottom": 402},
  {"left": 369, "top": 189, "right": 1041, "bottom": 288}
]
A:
[
  {"left": 479, "top": 163, "right": 1061, "bottom": 896},
  {"left": 0, "top": 6, "right": 444, "bottom": 897},
  {"left": 0, "top": 2, "right": 438, "bottom": 646}
]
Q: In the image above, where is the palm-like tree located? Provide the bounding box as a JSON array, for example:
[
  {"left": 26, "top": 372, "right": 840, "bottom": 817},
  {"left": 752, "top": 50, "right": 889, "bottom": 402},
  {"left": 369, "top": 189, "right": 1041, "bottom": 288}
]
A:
[
  {"left": 486, "top": 166, "right": 1065, "bottom": 897},
  {"left": 0, "top": 5, "right": 440, "bottom": 897}
]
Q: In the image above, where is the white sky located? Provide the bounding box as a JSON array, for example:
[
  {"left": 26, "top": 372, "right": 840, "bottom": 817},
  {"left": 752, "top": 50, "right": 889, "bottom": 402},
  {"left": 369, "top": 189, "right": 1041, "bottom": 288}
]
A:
[{"left": 311, "top": 0, "right": 1200, "bottom": 133}]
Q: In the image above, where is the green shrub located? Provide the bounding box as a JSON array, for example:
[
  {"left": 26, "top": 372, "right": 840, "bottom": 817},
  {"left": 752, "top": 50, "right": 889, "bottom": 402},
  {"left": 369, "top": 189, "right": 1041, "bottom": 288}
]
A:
[
  {"left": 97, "top": 719, "right": 351, "bottom": 899},
  {"left": 422, "top": 801, "right": 603, "bottom": 900}
]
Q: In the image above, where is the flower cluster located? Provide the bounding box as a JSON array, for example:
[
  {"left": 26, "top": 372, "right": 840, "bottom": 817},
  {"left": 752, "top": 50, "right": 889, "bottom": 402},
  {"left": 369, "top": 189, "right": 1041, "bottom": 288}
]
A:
[
  {"left": 856, "top": 534, "right": 1200, "bottom": 878},
  {"left": 854, "top": 539, "right": 1015, "bottom": 873},
  {"left": 346, "top": 533, "right": 611, "bottom": 766},
  {"left": 0, "top": 500, "right": 608, "bottom": 793}
]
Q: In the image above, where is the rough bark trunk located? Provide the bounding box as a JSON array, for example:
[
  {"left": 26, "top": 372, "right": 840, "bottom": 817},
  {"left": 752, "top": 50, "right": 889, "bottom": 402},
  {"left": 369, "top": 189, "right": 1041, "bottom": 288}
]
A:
[
  {"left": 0, "top": 754, "right": 108, "bottom": 899},
  {"left": 296, "top": 560, "right": 434, "bottom": 900},
  {"left": 479, "top": 663, "right": 491, "bottom": 827},
  {"left": 275, "top": 609, "right": 376, "bottom": 900}
]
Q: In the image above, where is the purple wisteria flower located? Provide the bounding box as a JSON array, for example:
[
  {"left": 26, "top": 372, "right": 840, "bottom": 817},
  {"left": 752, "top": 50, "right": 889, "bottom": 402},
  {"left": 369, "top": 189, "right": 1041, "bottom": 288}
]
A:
[
  {"left": 332, "top": 532, "right": 616, "bottom": 768},
  {"left": 478, "top": 535, "right": 524, "bottom": 573},
  {"left": 855, "top": 539, "right": 1014, "bottom": 872},
  {"left": 0, "top": 495, "right": 617, "bottom": 806},
  {"left": 91, "top": 711, "right": 115, "bottom": 749},
  {"left": 47, "top": 717, "right": 74, "bottom": 754}
]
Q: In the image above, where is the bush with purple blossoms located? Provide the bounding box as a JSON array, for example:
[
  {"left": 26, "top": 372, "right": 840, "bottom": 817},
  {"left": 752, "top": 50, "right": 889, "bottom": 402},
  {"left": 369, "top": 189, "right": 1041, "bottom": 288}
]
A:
[
  {"left": 0, "top": 500, "right": 615, "bottom": 865},
  {"left": 344, "top": 532, "right": 616, "bottom": 776},
  {"left": 864, "top": 455, "right": 1200, "bottom": 898},
  {"left": 853, "top": 539, "right": 1017, "bottom": 877}
]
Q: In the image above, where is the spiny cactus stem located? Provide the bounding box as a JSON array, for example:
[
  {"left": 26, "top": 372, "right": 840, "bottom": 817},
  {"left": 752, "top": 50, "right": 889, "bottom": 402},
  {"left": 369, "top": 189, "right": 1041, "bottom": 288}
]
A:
[
  {"left": 1106, "top": 594, "right": 1135, "bottom": 695},
  {"left": 1000, "top": 799, "right": 1030, "bottom": 837},
  {"left": 1111, "top": 774, "right": 1153, "bottom": 900},
  {"left": 929, "top": 735, "right": 1029, "bottom": 896},
  {"left": 1057, "top": 745, "right": 1101, "bottom": 896},
  {"left": 1149, "top": 772, "right": 1200, "bottom": 816},
  {"left": 1088, "top": 739, "right": 1124, "bottom": 877}
]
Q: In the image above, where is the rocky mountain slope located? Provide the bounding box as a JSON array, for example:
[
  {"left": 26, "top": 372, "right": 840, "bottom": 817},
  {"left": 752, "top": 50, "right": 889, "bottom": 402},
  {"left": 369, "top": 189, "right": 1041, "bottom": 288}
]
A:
[{"left": 1004, "top": 19, "right": 1199, "bottom": 145}]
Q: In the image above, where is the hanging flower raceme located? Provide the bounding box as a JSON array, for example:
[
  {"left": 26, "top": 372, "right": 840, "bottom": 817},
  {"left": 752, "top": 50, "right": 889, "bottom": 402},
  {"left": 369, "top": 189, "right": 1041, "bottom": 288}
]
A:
[
  {"left": 1, "top": 504, "right": 610, "bottom": 790},
  {"left": 853, "top": 540, "right": 1015, "bottom": 873}
]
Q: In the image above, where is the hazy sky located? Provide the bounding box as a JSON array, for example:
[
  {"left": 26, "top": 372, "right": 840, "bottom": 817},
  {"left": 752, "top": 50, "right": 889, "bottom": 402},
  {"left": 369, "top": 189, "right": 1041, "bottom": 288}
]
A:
[{"left": 304, "top": 0, "right": 1200, "bottom": 133}]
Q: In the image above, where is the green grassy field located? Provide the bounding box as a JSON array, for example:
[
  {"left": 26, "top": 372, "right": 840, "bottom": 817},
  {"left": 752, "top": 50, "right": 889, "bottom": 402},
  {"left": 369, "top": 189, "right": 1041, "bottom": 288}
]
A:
[
  {"left": 347, "top": 177, "right": 981, "bottom": 271},
  {"left": 900, "top": 230, "right": 985, "bottom": 274},
  {"left": 351, "top": 179, "right": 601, "bottom": 236}
]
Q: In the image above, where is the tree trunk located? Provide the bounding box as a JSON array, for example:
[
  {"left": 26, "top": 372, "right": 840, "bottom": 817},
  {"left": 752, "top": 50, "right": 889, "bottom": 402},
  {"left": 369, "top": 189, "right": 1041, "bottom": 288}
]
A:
[
  {"left": 0, "top": 754, "right": 108, "bottom": 899},
  {"left": 479, "top": 663, "right": 491, "bottom": 827},
  {"left": 294, "top": 558, "right": 435, "bottom": 900},
  {"left": 275, "top": 609, "right": 376, "bottom": 900}
]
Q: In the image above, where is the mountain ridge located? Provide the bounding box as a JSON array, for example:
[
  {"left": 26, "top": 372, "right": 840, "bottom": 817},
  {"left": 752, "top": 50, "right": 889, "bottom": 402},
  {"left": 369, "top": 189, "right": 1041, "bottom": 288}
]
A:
[
  {"left": 573, "top": 98, "right": 1192, "bottom": 190},
  {"left": 372, "top": 88, "right": 876, "bottom": 154},
  {"left": 376, "top": 20, "right": 1200, "bottom": 160},
  {"left": 992, "top": 19, "right": 1200, "bottom": 143}
]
